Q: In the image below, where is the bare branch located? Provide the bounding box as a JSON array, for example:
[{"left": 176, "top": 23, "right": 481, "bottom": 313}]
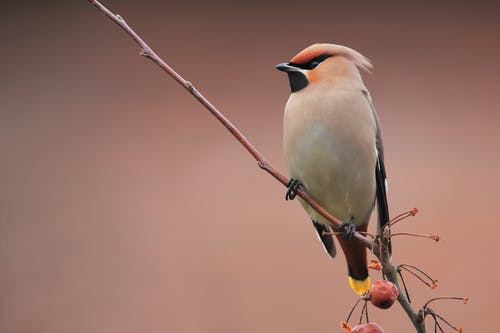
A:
[
  {"left": 373, "top": 230, "right": 427, "bottom": 332},
  {"left": 87, "top": 0, "right": 372, "bottom": 248}
]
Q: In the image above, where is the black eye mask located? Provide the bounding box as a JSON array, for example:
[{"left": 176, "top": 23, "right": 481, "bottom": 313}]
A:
[{"left": 290, "top": 53, "right": 331, "bottom": 70}]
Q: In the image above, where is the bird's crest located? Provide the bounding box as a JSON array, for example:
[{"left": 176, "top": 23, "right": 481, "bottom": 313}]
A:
[{"left": 290, "top": 43, "right": 372, "bottom": 72}]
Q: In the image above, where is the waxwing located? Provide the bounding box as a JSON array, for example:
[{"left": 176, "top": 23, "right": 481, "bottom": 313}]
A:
[{"left": 277, "top": 43, "right": 389, "bottom": 295}]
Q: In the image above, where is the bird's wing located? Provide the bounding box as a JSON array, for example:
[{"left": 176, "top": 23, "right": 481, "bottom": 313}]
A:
[
  {"left": 312, "top": 220, "right": 337, "bottom": 258},
  {"left": 362, "top": 90, "right": 390, "bottom": 232}
]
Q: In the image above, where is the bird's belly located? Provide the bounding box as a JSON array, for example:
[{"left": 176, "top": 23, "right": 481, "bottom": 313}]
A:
[{"left": 285, "top": 122, "right": 376, "bottom": 226}]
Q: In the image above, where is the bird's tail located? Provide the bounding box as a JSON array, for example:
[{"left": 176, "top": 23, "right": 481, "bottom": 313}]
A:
[
  {"left": 348, "top": 275, "right": 371, "bottom": 296},
  {"left": 337, "top": 223, "right": 371, "bottom": 295}
]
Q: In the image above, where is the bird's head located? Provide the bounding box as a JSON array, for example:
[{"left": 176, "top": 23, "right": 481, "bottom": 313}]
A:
[{"left": 276, "top": 43, "right": 372, "bottom": 93}]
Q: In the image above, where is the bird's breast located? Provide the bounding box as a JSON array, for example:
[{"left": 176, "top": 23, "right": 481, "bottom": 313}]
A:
[{"left": 283, "top": 88, "right": 377, "bottom": 225}]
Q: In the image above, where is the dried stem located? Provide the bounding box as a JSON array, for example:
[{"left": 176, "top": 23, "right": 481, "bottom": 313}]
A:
[
  {"left": 392, "top": 232, "right": 441, "bottom": 242},
  {"left": 388, "top": 207, "right": 419, "bottom": 227},
  {"left": 423, "top": 297, "right": 469, "bottom": 309},
  {"left": 360, "top": 300, "right": 369, "bottom": 325},
  {"left": 87, "top": 2, "right": 442, "bottom": 332},
  {"left": 399, "top": 264, "right": 438, "bottom": 289},
  {"left": 423, "top": 308, "right": 464, "bottom": 333},
  {"left": 398, "top": 268, "right": 412, "bottom": 303},
  {"left": 345, "top": 297, "right": 366, "bottom": 324}
]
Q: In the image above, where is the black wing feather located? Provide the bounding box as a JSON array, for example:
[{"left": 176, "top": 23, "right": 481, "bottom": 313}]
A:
[
  {"left": 312, "top": 220, "right": 337, "bottom": 258},
  {"left": 376, "top": 155, "right": 390, "bottom": 231}
]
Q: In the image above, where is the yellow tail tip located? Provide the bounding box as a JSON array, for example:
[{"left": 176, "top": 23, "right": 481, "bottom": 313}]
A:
[{"left": 348, "top": 276, "right": 371, "bottom": 295}]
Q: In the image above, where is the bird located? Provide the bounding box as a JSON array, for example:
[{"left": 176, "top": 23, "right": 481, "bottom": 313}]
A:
[{"left": 276, "top": 43, "right": 389, "bottom": 295}]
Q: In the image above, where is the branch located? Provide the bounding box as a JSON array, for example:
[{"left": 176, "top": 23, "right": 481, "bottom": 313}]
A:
[
  {"left": 87, "top": 2, "right": 442, "bottom": 332},
  {"left": 373, "top": 228, "right": 427, "bottom": 332},
  {"left": 86, "top": 0, "right": 371, "bottom": 247}
]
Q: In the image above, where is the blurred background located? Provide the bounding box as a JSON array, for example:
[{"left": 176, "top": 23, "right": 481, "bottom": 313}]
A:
[{"left": 1, "top": 0, "right": 499, "bottom": 332}]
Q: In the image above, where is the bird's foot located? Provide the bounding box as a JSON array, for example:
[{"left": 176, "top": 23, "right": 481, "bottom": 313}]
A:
[
  {"left": 285, "top": 179, "right": 302, "bottom": 201},
  {"left": 337, "top": 218, "right": 356, "bottom": 240}
]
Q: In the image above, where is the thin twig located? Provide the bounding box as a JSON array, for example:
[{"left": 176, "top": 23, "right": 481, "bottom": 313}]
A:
[
  {"left": 423, "top": 297, "right": 469, "bottom": 309},
  {"left": 400, "top": 264, "right": 438, "bottom": 289},
  {"left": 87, "top": 0, "right": 373, "bottom": 248},
  {"left": 424, "top": 308, "right": 463, "bottom": 333},
  {"left": 388, "top": 208, "right": 419, "bottom": 227},
  {"left": 398, "top": 267, "right": 412, "bottom": 303},
  {"left": 345, "top": 297, "right": 365, "bottom": 324},
  {"left": 359, "top": 301, "right": 367, "bottom": 325},
  {"left": 392, "top": 232, "right": 440, "bottom": 242},
  {"left": 400, "top": 264, "right": 436, "bottom": 282}
]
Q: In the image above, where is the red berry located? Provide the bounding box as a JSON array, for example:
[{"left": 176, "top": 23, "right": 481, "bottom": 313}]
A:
[
  {"left": 369, "top": 280, "right": 398, "bottom": 309},
  {"left": 352, "top": 323, "right": 384, "bottom": 333}
]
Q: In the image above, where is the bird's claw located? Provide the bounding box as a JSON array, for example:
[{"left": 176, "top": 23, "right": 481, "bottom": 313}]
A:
[
  {"left": 285, "top": 179, "right": 302, "bottom": 200},
  {"left": 337, "top": 219, "right": 356, "bottom": 240}
]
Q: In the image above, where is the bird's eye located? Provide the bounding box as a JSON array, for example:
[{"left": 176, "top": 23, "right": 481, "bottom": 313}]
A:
[{"left": 291, "top": 54, "right": 331, "bottom": 70}]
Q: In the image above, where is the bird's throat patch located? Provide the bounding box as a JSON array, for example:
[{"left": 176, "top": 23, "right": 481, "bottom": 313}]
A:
[{"left": 287, "top": 71, "right": 308, "bottom": 93}]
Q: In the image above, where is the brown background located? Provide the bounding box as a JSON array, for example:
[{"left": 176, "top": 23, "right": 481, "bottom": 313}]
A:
[{"left": 1, "top": 1, "right": 499, "bottom": 332}]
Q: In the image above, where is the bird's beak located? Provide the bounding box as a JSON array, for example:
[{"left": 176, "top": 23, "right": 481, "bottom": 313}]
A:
[{"left": 276, "top": 62, "right": 298, "bottom": 73}]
